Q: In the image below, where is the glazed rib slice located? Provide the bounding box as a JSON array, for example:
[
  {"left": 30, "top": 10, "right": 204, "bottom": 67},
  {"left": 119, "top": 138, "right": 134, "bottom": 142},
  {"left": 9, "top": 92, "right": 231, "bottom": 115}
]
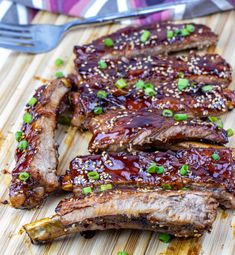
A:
[
  {"left": 74, "top": 22, "right": 218, "bottom": 67},
  {"left": 61, "top": 148, "right": 235, "bottom": 208},
  {"left": 88, "top": 109, "right": 229, "bottom": 153},
  {"left": 9, "top": 78, "right": 71, "bottom": 209},
  {"left": 23, "top": 190, "right": 218, "bottom": 244},
  {"left": 75, "top": 53, "right": 231, "bottom": 86},
  {"left": 71, "top": 78, "right": 235, "bottom": 128}
]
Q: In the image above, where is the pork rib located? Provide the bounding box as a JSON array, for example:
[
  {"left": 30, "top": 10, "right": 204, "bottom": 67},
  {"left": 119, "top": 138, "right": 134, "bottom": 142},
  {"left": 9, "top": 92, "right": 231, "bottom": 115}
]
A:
[
  {"left": 88, "top": 109, "right": 229, "bottom": 153},
  {"left": 62, "top": 148, "right": 235, "bottom": 208},
  {"left": 74, "top": 22, "right": 218, "bottom": 68},
  {"left": 23, "top": 190, "right": 218, "bottom": 244},
  {"left": 9, "top": 78, "right": 71, "bottom": 209}
]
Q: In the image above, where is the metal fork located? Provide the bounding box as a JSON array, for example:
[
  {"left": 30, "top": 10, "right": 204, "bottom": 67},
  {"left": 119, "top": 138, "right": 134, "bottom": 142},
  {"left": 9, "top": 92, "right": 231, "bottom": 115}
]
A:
[{"left": 0, "top": 1, "right": 189, "bottom": 54}]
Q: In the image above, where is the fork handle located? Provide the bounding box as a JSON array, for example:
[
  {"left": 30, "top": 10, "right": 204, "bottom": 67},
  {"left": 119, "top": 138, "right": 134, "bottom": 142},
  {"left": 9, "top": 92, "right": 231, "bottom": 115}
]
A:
[{"left": 62, "top": 0, "right": 189, "bottom": 31}]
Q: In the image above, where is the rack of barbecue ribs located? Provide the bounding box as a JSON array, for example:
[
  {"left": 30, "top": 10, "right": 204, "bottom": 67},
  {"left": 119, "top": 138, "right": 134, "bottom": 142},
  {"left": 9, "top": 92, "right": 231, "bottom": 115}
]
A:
[
  {"left": 61, "top": 148, "right": 235, "bottom": 209},
  {"left": 70, "top": 53, "right": 233, "bottom": 127},
  {"left": 9, "top": 78, "right": 71, "bottom": 209},
  {"left": 23, "top": 190, "right": 218, "bottom": 244},
  {"left": 9, "top": 22, "right": 235, "bottom": 244}
]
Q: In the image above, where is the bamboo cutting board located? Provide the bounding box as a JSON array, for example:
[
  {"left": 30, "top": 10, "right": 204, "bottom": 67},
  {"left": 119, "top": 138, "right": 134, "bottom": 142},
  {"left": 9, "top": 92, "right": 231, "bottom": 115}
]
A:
[{"left": 0, "top": 9, "right": 235, "bottom": 255}]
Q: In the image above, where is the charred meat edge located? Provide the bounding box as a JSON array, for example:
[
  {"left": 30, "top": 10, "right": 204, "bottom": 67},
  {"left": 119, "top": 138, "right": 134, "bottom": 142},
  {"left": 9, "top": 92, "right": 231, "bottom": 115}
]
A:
[
  {"left": 62, "top": 148, "right": 235, "bottom": 209},
  {"left": 23, "top": 190, "right": 218, "bottom": 244},
  {"left": 74, "top": 22, "right": 218, "bottom": 66},
  {"left": 9, "top": 78, "right": 71, "bottom": 209},
  {"left": 88, "top": 109, "right": 229, "bottom": 153}
]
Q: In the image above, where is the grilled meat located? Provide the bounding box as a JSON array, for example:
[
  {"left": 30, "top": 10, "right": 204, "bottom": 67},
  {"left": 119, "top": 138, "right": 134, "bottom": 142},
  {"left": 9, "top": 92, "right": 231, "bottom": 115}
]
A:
[
  {"left": 23, "top": 190, "right": 218, "bottom": 244},
  {"left": 61, "top": 148, "right": 235, "bottom": 208},
  {"left": 74, "top": 53, "right": 231, "bottom": 86},
  {"left": 74, "top": 23, "right": 218, "bottom": 68},
  {"left": 9, "top": 79, "right": 71, "bottom": 209},
  {"left": 71, "top": 78, "right": 235, "bottom": 128},
  {"left": 88, "top": 109, "right": 229, "bottom": 153}
]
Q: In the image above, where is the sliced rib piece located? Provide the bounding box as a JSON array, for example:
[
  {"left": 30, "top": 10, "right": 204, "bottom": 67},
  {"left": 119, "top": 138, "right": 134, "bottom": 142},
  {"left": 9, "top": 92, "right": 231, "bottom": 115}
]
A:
[
  {"left": 71, "top": 78, "right": 235, "bottom": 128},
  {"left": 61, "top": 148, "right": 235, "bottom": 208},
  {"left": 23, "top": 190, "right": 218, "bottom": 244},
  {"left": 74, "top": 54, "right": 231, "bottom": 86},
  {"left": 9, "top": 78, "right": 71, "bottom": 209},
  {"left": 88, "top": 109, "right": 229, "bottom": 153},
  {"left": 74, "top": 22, "right": 218, "bottom": 68}
]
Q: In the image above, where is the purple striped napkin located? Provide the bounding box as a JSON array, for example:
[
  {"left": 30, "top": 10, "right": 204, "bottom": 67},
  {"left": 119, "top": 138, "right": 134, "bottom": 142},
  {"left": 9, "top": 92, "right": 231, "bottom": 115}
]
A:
[{"left": 0, "top": 0, "right": 234, "bottom": 24}]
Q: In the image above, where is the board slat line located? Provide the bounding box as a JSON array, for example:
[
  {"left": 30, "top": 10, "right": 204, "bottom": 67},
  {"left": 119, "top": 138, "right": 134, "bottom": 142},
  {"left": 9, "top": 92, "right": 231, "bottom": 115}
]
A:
[{"left": 0, "top": 10, "right": 235, "bottom": 255}]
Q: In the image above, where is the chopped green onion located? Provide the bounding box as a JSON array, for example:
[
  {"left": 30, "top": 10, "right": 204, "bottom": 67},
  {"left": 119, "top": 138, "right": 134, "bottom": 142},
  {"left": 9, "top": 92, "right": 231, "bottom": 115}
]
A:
[
  {"left": 27, "top": 97, "right": 37, "bottom": 106},
  {"left": 162, "top": 109, "right": 173, "bottom": 118},
  {"left": 227, "top": 128, "right": 234, "bottom": 137},
  {"left": 54, "top": 58, "right": 64, "bottom": 67},
  {"left": 161, "top": 183, "right": 172, "bottom": 190},
  {"left": 18, "top": 140, "right": 28, "bottom": 150},
  {"left": 23, "top": 112, "right": 33, "bottom": 124},
  {"left": 202, "top": 85, "right": 213, "bottom": 93},
  {"left": 15, "top": 131, "right": 23, "bottom": 142},
  {"left": 167, "top": 30, "right": 174, "bottom": 39},
  {"left": 175, "top": 29, "right": 182, "bottom": 36},
  {"left": 181, "top": 28, "right": 190, "bottom": 36},
  {"left": 178, "top": 72, "right": 184, "bottom": 78},
  {"left": 181, "top": 187, "right": 190, "bottom": 190},
  {"left": 117, "top": 252, "right": 128, "bottom": 255},
  {"left": 115, "top": 78, "right": 127, "bottom": 89},
  {"left": 212, "top": 153, "right": 220, "bottom": 161},
  {"left": 147, "top": 163, "right": 157, "bottom": 173},
  {"left": 144, "top": 82, "right": 154, "bottom": 89},
  {"left": 58, "top": 116, "right": 71, "bottom": 126},
  {"left": 156, "top": 166, "right": 165, "bottom": 174},
  {"left": 144, "top": 87, "right": 156, "bottom": 97},
  {"left": 159, "top": 233, "right": 172, "bottom": 243},
  {"left": 97, "top": 90, "right": 108, "bottom": 99},
  {"left": 103, "top": 38, "right": 114, "bottom": 47},
  {"left": 174, "top": 113, "right": 188, "bottom": 121},
  {"left": 140, "top": 30, "right": 151, "bottom": 43},
  {"left": 186, "top": 24, "right": 195, "bottom": 32},
  {"left": 98, "top": 60, "right": 107, "bottom": 69},
  {"left": 93, "top": 106, "right": 103, "bottom": 115},
  {"left": 87, "top": 171, "right": 100, "bottom": 180},
  {"left": 135, "top": 80, "right": 145, "bottom": 90},
  {"left": 179, "top": 164, "right": 189, "bottom": 176},
  {"left": 82, "top": 187, "right": 92, "bottom": 195},
  {"left": 208, "top": 116, "right": 223, "bottom": 129},
  {"left": 19, "top": 172, "right": 30, "bottom": 182},
  {"left": 100, "top": 184, "right": 113, "bottom": 191},
  {"left": 177, "top": 78, "right": 189, "bottom": 91},
  {"left": 55, "top": 71, "right": 64, "bottom": 78}
]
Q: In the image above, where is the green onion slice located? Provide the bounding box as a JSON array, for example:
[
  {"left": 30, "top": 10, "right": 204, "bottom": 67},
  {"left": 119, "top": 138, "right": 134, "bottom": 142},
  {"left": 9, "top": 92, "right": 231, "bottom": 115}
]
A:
[
  {"left": 208, "top": 116, "right": 223, "bottom": 129},
  {"left": 18, "top": 140, "right": 28, "bottom": 150},
  {"left": 100, "top": 184, "right": 113, "bottom": 191},
  {"left": 212, "top": 153, "right": 220, "bottom": 161},
  {"left": 117, "top": 252, "right": 129, "bottom": 255},
  {"left": 115, "top": 78, "right": 127, "bottom": 89},
  {"left": 147, "top": 163, "right": 157, "bottom": 173},
  {"left": 15, "top": 131, "right": 23, "bottom": 142},
  {"left": 144, "top": 87, "right": 156, "bottom": 97},
  {"left": 162, "top": 109, "right": 173, "bottom": 118},
  {"left": 23, "top": 112, "right": 33, "bottom": 124},
  {"left": 179, "top": 164, "right": 189, "bottom": 176},
  {"left": 93, "top": 106, "right": 103, "bottom": 115},
  {"left": 174, "top": 113, "right": 188, "bottom": 121},
  {"left": 98, "top": 60, "right": 108, "bottom": 69},
  {"left": 97, "top": 90, "right": 108, "bottom": 99},
  {"left": 54, "top": 58, "right": 64, "bottom": 67},
  {"left": 161, "top": 183, "right": 172, "bottom": 190},
  {"left": 140, "top": 30, "right": 151, "bottom": 43},
  {"left": 178, "top": 78, "right": 189, "bottom": 91},
  {"left": 27, "top": 97, "right": 37, "bottom": 106},
  {"left": 82, "top": 187, "right": 92, "bottom": 195},
  {"left": 103, "top": 38, "right": 114, "bottom": 47},
  {"left": 55, "top": 71, "right": 64, "bottom": 78},
  {"left": 202, "top": 85, "right": 213, "bottom": 93},
  {"left": 227, "top": 128, "right": 234, "bottom": 137},
  {"left": 186, "top": 24, "right": 195, "bottom": 32},
  {"left": 181, "top": 28, "right": 190, "bottom": 36},
  {"left": 87, "top": 171, "right": 100, "bottom": 180},
  {"left": 135, "top": 80, "right": 145, "bottom": 90},
  {"left": 19, "top": 172, "right": 30, "bottom": 181},
  {"left": 158, "top": 233, "right": 172, "bottom": 243},
  {"left": 167, "top": 30, "right": 174, "bottom": 39},
  {"left": 156, "top": 166, "right": 165, "bottom": 174}
]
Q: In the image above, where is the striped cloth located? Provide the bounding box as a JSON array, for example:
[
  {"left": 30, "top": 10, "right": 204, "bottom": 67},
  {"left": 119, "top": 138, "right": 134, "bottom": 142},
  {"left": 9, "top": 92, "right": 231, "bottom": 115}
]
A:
[{"left": 0, "top": 0, "right": 235, "bottom": 24}]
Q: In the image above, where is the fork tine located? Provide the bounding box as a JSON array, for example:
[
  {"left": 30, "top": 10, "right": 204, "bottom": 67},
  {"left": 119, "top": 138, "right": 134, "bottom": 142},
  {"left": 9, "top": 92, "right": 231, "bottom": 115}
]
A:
[
  {"left": 0, "top": 23, "right": 31, "bottom": 32},
  {"left": 0, "top": 29, "right": 32, "bottom": 38},
  {"left": 0, "top": 36, "right": 33, "bottom": 45},
  {"left": 0, "top": 43, "right": 36, "bottom": 53}
]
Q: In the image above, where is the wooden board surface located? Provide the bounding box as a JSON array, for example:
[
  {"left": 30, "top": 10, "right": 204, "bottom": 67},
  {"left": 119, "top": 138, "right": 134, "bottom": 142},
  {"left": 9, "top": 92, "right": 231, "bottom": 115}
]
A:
[{"left": 0, "top": 10, "right": 235, "bottom": 255}]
